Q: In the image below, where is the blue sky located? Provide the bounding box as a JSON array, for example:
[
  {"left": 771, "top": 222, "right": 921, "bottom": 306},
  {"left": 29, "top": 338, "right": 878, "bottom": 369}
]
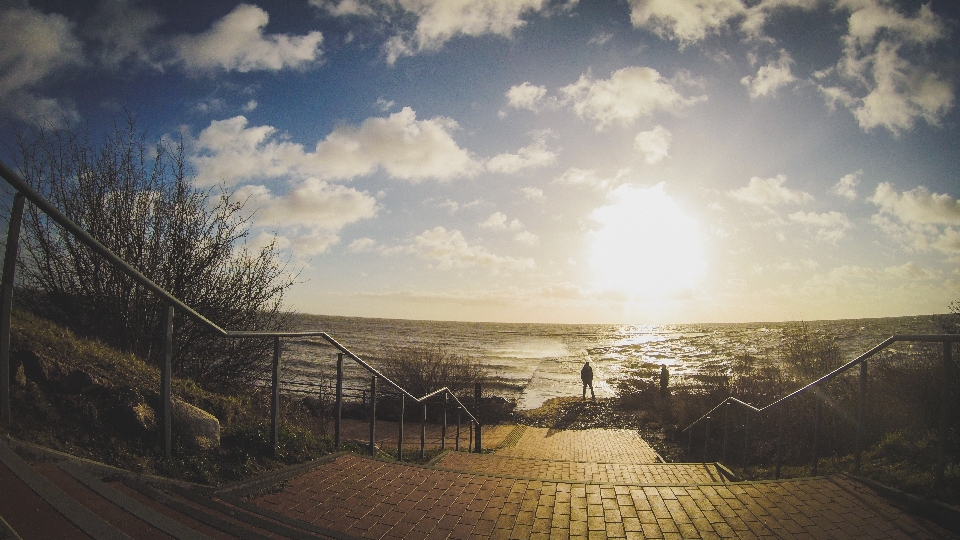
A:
[{"left": 1, "top": 0, "right": 959, "bottom": 324}]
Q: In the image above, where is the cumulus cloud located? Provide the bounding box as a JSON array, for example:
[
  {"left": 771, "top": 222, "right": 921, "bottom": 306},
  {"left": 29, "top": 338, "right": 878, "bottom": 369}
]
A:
[
  {"left": 174, "top": 4, "right": 323, "bottom": 73},
  {"left": 348, "top": 237, "right": 379, "bottom": 253},
  {"left": 479, "top": 212, "right": 523, "bottom": 230},
  {"left": 818, "top": 0, "right": 953, "bottom": 134},
  {"left": 234, "top": 179, "right": 378, "bottom": 255},
  {"left": 628, "top": 0, "right": 817, "bottom": 44},
  {"left": 190, "top": 108, "right": 481, "bottom": 185},
  {"left": 0, "top": 6, "right": 83, "bottom": 123},
  {"left": 741, "top": 51, "right": 796, "bottom": 99},
  {"left": 486, "top": 131, "right": 557, "bottom": 173},
  {"left": 552, "top": 167, "right": 607, "bottom": 190},
  {"left": 869, "top": 182, "right": 960, "bottom": 254},
  {"left": 635, "top": 125, "right": 672, "bottom": 164},
  {"left": 727, "top": 175, "right": 814, "bottom": 209},
  {"left": 788, "top": 210, "right": 852, "bottom": 243},
  {"left": 560, "top": 67, "right": 705, "bottom": 129},
  {"left": 386, "top": 226, "right": 535, "bottom": 271},
  {"left": 520, "top": 186, "right": 544, "bottom": 200},
  {"left": 831, "top": 170, "right": 862, "bottom": 200},
  {"left": 514, "top": 230, "right": 540, "bottom": 246},
  {"left": 383, "top": 0, "right": 547, "bottom": 64},
  {"left": 506, "top": 81, "right": 549, "bottom": 110},
  {"left": 311, "top": 0, "right": 377, "bottom": 17}
]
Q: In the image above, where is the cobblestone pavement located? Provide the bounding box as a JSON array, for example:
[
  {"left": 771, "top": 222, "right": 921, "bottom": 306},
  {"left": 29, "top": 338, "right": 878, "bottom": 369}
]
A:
[
  {"left": 334, "top": 420, "right": 516, "bottom": 453},
  {"left": 494, "top": 427, "right": 663, "bottom": 464},
  {"left": 433, "top": 453, "right": 726, "bottom": 485},
  {"left": 251, "top": 453, "right": 949, "bottom": 539}
]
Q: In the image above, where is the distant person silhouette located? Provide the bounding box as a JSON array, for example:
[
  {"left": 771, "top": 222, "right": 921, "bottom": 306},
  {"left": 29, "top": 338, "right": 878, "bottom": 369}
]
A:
[{"left": 581, "top": 360, "right": 595, "bottom": 399}]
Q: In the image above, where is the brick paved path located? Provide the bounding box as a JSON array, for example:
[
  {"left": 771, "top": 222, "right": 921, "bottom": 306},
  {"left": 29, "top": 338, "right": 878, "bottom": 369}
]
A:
[{"left": 248, "top": 426, "right": 953, "bottom": 539}]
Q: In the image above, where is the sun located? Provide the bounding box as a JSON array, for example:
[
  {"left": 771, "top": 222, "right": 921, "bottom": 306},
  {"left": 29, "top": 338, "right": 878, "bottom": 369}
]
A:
[{"left": 588, "top": 183, "right": 706, "bottom": 298}]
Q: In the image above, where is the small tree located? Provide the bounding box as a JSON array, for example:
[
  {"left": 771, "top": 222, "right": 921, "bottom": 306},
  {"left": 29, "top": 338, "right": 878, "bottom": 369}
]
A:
[
  {"left": 13, "top": 117, "right": 294, "bottom": 389},
  {"left": 376, "top": 344, "right": 486, "bottom": 397},
  {"left": 778, "top": 322, "right": 842, "bottom": 383}
]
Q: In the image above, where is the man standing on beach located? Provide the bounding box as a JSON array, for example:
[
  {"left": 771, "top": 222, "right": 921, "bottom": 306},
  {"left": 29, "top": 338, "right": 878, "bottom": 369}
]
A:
[{"left": 581, "top": 361, "right": 595, "bottom": 399}]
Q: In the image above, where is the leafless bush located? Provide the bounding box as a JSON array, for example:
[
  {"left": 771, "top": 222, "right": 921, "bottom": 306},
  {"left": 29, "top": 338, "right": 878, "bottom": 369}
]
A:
[
  {"left": 375, "top": 344, "right": 486, "bottom": 397},
  {"left": 13, "top": 116, "right": 294, "bottom": 390}
]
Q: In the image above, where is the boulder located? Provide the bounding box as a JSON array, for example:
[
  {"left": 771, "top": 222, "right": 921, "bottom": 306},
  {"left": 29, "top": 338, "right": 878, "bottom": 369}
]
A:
[{"left": 172, "top": 399, "right": 220, "bottom": 450}]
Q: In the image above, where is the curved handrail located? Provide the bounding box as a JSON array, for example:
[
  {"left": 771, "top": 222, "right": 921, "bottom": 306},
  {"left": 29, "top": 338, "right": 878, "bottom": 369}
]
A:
[
  {"left": 0, "top": 160, "right": 479, "bottom": 424},
  {"left": 682, "top": 334, "right": 960, "bottom": 434}
]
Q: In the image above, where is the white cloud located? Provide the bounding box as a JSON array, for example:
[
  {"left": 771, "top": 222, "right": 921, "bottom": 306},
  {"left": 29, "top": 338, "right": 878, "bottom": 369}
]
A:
[
  {"left": 384, "top": 0, "right": 547, "bottom": 64},
  {"left": 727, "top": 175, "right": 814, "bottom": 208},
  {"left": 869, "top": 182, "right": 960, "bottom": 254},
  {"left": 635, "top": 125, "right": 672, "bottom": 164},
  {"left": 388, "top": 226, "right": 535, "bottom": 271},
  {"left": 588, "top": 32, "right": 613, "bottom": 46},
  {"left": 514, "top": 230, "right": 539, "bottom": 245},
  {"left": 311, "top": 0, "right": 377, "bottom": 17},
  {"left": 520, "top": 186, "right": 544, "bottom": 200},
  {"left": 552, "top": 167, "right": 606, "bottom": 189},
  {"left": 348, "top": 237, "right": 379, "bottom": 253},
  {"left": 818, "top": 0, "right": 953, "bottom": 134},
  {"left": 486, "top": 131, "right": 557, "bottom": 173},
  {"left": 627, "top": 0, "right": 745, "bottom": 44},
  {"left": 479, "top": 212, "right": 523, "bottom": 230},
  {"left": 560, "top": 67, "right": 705, "bottom": 129},
  {"left": 741, "top": 51, "right": 796, "bottom": 99},
  {"left": 0, "top": 6, "right": 83, "bottom": 123},
  {"left": 831, "top": 170, "right": 861, "bottom": 200},
  {"left": 235, "top": 179, "right": 378, "bottom": 255},
  {"left": 191, "top": 108, "right": 481, "bottom": 185},
  {"left": 506, "top": 81, "right": 548, "bottom": 110},
  {"left": 788, "top": 210, "right": 852, "bottom": 243},
  {"left": 174, "top": 4, "right": 323, "bottom": 73}
]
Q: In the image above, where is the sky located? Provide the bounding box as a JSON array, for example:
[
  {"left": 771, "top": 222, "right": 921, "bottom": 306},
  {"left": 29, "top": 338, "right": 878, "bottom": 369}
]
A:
[{"left": 1, "top": 0, "right": 959, "bottom": 325}]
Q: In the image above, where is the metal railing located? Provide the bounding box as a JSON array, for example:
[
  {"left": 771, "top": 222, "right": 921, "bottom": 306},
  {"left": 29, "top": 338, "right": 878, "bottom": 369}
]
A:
[
  {"left": 682, "top": 334, "right": 959, "bottom": 484},
  {"left": 0, "top": 161, "right": 482, "bottom": 460}
]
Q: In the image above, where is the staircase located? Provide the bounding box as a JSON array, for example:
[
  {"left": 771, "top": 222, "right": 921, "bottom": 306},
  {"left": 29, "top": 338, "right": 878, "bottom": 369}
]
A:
[{"left": 1, "top": 426, "right": 955, "bottom": 539}]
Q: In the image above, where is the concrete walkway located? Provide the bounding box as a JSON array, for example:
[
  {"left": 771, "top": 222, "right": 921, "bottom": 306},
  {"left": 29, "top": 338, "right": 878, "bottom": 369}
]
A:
[{"left": 248, "top": 426, "right": 954, "bottom": 539}]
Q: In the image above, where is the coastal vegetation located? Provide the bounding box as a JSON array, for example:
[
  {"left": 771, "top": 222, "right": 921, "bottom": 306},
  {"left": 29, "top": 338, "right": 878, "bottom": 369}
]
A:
[{"left": 13, "top": 117, "right": 294, "bottom": 390}]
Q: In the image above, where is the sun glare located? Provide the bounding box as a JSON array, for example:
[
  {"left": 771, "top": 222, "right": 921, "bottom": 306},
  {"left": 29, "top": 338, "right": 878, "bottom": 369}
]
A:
[{"left": 589, "top": 183, "right": 706, "bottom": 298}]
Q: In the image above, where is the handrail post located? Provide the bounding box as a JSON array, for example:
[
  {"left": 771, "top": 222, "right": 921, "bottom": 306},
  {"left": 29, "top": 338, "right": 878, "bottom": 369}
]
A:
[
  {"left": 397, "top": 394, "right": 404, "bottom": 461},
  {"left": 0, "top": 193, "right": 24, "bottom": 426},
  {"left": 722, "top": 402, "right": 730, "bottom": 463},
  {"left": 335, "top": 353, "right": 343, "bottom": 451},
  {"left": 271, "top": 336, "right": 281, "bottom": 457},
  {"left": 687, "top": 428, "right": 692, "bottom": 456},
  {"left": 936, "top": 341, "right": 953, "bottom": 487},
  {"left": 369, "top": 376, "right": 377, "bottom": 457},
  {"left": 812, "top": 390, "right": 822, "bottom": 476},
  {"left": 775, "top": 401, "right": 785, "bottom": 479},
  {"left": 420, "top": 401, "right": 427, "bottom": 460},
  {"left": 456, "top": 407, "right": 461, "bottom": 451},
  {"left": 441, "top": 392, "right": 447, "bottom": 451},
  {"left": 702, "top": 417, "right": 710, "bottom": 463},
  {"left": 469, "top": 419, "right": 474, "bottom": 452},
  {"left": 742, "top": 413, "right": 751, "bottom": 474},
  {"left": 855, "top": 360, "right": 867, "bottom": 473},
  {"left": 161, "top": 305, "right": 173, "bottom": 460},
  {"left": 474, "top": 382, "right": 482, "bottom": 453}
]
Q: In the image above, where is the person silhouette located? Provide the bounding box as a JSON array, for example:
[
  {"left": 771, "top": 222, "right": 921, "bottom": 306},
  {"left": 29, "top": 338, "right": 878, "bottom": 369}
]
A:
[{"left": 581, "top": 360, "right": 595, "bottom": 399}]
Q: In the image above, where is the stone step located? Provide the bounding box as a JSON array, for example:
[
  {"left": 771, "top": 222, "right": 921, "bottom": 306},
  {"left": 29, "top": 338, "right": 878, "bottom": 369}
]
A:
[
  {"left": 247, "top": 452, "right": 953, "bottom": 539},
  {"left": 433, "top": 451, "right": 731, "bottom": 485}
]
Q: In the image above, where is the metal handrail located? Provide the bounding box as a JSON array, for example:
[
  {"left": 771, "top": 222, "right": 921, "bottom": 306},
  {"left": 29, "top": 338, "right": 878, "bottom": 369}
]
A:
[
  {"left": 680, "top": 332, "right": 959, "bottom": 481},
  {"left": 682, "top": 334, "right": 959, "bottom": 433},
  {"left": 0, "top": 160, "right": 481, "bottom": 455}
]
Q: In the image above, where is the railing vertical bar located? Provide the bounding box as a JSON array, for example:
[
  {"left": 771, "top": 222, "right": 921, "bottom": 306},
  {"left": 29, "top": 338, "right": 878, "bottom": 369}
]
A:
[
  {"left": 420, "top": 402, "right": 427, "bottom": 460},
  {"left": 441, "top": 392, "right": 447, "bottom": 451},
  {"left": 456, "top": 407, "right": 461, "bottom": 451},
  {"left": 161, "top": 305, "right": 173, "bottom": 461},
  {"left": 936, "top": 341, "right": 953, "bottom": 487},
  {"left": 722, "top": 402, "right": 730, "bottom": 463},
  {"left": 335, "top": 353, "right": 343, "bottom": 451},
  {"left": 474, "top": 382, "right": 482, "bottom": 453},
  {"left": 703, "top": 417, "right": 710, "bottom": 463},
  {"left": 469, "top": 419, "right": 473, "bottom": 453},
  {"left": 855, "top": 360, "right": 867, "bottom": 473},
  {"left": 775, "top": 401, "right": 785, "bottom": 480},
  {"left": 742, "top": 413, "right": 751, "bottom": 474},
  {"left": 0, "top": 193, "right": 24, "bottom": 426},
  {"left": 398, "top": 394, "right": 404, "bottom": 461},
  {"left": 812, "top": 391, "right": 822, "bottom": 476},
  {"left": 271, "top": 336, "right": 281, "bottom": 457},
  {"left": 369, "top": 376, "right": 377, "bottom": 457}
]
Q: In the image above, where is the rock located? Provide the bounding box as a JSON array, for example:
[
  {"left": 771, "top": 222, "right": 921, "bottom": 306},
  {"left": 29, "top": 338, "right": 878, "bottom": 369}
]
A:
[
  {"left": 172, "top": 399, "right": 220, "bottom": 450},
  {"left": 16, "top": 349, "right": 67, "bottom": 385}
]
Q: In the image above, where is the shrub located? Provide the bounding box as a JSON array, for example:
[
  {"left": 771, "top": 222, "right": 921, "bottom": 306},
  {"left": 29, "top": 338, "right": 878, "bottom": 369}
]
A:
[{"left": 374, "top": 343, "right": 486, "bottom": 397}]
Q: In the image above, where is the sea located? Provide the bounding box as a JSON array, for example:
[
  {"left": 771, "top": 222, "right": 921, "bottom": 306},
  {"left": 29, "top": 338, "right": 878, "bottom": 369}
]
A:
[{"left": 278, "top": 313, "right": 948, "bottom": 410}]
